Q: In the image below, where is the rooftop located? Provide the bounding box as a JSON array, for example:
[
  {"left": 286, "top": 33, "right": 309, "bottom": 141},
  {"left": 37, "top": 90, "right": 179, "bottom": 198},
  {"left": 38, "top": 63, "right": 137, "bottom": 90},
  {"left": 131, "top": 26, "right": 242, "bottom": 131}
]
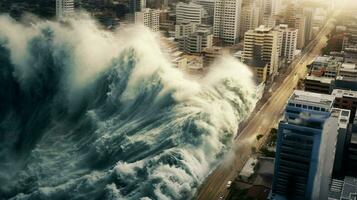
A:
[
  {"left": 313, "top": 56, "right": 343, "bottom": 64},
  {"left": 306, "top": 75, "right": 333, "bottom": 84},
  {"left": 332, "top": 89, "right": 357, "bottom": 99},
  {"left": 331, "top": 108, "right": 350, "bottom": 129},
  {"left": 254, "top": 25, "right": 273, "bottom": 33},
  {"left": 289, "top": 90, "right": 335, "bottom": 107},
  {"left": 341, "top": 63, "right": 357, "bottom": 72}
]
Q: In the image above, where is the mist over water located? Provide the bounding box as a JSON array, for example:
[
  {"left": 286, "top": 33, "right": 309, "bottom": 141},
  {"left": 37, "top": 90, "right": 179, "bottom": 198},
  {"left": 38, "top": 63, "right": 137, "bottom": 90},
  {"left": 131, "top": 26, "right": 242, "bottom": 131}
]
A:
[{"left": 0, "top": 14, "right": 257, "bottom": 200}]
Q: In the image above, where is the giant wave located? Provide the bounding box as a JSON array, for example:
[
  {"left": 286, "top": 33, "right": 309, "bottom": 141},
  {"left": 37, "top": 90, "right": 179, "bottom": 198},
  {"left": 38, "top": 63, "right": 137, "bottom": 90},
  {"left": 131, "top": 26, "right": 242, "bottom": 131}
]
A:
[{"left": 0, "top": 14, "right": 257, "bottom": 200}]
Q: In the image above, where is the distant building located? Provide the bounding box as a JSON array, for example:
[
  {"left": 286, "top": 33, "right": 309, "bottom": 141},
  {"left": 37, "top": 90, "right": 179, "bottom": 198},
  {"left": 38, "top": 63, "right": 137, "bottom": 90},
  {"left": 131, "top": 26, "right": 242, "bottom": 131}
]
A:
[
  {"left": 240, "top": 0, "right": 260, "bottom": 37},
  {"left": 272, "top": 90, "right": 338, "bottom": 200},
  {"left": 194, "top": 0, "right": 214, "bottom": 25},
  {"left": 135, "top": 8, "right": 160, "bottom": 31},
  {"left": 129, "top": 0, "right": 146, "bottom": 13},
  {"left": 243, "top": 25, "right": 279, "bottom": 79},
  {"left": 293, "top": 13, "right": 307, "bottom": 49},
  {"left": 194, "top": 0, "right": 214, "bottom": 16},
  {"left": 56, "top": 0, "right": 74, "bottom": 19},
  {"left": 213, "top": 0, "right": 242, "bottom": 45},
  {"left": 261, "top": 0, "right": 279, "bottom": 28},
  {"left": 275, "top": 24, "right": 297, "bottom": 63},
  {"left": 178, "top": 25, "right": 213, "bottom": 54},
  {"left": 176, "top": 2, "right": 204, "bottom": 24}
]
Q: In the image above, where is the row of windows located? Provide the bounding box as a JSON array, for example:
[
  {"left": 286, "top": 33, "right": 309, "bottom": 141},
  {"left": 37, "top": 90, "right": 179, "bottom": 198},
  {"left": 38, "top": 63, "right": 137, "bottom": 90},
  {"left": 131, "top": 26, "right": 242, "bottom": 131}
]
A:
[{"left": 287, "top": 103, "right": 327, "bottom": 112}]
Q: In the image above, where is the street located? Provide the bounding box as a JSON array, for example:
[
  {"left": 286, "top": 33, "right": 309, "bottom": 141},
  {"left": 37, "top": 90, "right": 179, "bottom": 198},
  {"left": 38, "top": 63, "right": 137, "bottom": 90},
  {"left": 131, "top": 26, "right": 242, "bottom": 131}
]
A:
[{"left": 194, "top": 18, "right": 335, "bottom": 200}]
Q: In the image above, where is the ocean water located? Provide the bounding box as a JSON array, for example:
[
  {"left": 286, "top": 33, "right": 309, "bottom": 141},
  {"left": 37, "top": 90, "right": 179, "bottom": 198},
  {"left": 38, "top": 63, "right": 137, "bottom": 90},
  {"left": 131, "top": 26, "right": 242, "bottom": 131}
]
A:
[{"left": 0, "top": 14, "right": 257, "bottom": 200}]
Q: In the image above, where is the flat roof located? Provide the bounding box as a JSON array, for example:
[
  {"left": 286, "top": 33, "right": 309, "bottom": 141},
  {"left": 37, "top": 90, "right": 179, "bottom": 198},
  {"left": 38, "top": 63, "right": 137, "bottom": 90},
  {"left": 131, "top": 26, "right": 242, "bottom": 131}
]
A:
[
  {"left": 341, "top": 63, "right": 357, "bottom": 72},
  {"left": 289, "top": 90, "right": 335, "bottom": 107},
  {"left": 331, "top": 108, "right": 350, "bottom": 129},
  {"left": 332, "top": 89, "right": 357, "bottom": 98},
  {"left": 306, "top": 75, "right": 333, "bottom": 84},
  {"left": 315, "top": 56, "right": 330, "bottom": 63}
]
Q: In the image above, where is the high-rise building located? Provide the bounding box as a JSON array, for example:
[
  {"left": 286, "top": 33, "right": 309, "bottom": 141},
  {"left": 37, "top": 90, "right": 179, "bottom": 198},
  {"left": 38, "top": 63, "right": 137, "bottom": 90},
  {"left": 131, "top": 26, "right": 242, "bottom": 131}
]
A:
[
  {"left": 304, "top": 8, "right": 314, "bottom": 43},
  {"left": 275, "top": 24, "right": 297, "bottom": 63},
  {"left": 194, "top": 0, "right": 215, "bottom": 20},
  {"left": 294, "top": 13, "right": 307, "bottom": 49},
  {"left": 56, "top": 0, "right": 74, "bottom": 19},
  {"left": 129, "top": 0, "right": 146, "bottom": 13},
  {"left": 213, "top": 0, "right": 242, "bottom": 45},
  {"left": 194, "top": 0, "right": 215, "bottom": 25},
  {"left": 261, "top": 0, "right": 279, "bottom": 28},
  {"left": 272, "top": 90, "right": 338, "bottom": 200},
  {"left": 284, "top": 3, "right": 311, "bottom": 49},
  {"left": 240, "top": 0, "right": 260, "bottom": 37},
  {"left": 243, "top": 25, "right": 279, "bottom": 78},
  {"left": 176, "top": 2, "right": 204, "bottom": 24},
  {"left": 135, "top": 8, "right": 160, "bottom": 31}
]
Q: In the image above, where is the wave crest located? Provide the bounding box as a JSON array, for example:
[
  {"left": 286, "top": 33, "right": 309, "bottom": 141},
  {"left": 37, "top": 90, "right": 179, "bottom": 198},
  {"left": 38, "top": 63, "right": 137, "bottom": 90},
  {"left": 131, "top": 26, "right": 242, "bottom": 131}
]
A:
[{"left": 0, "top": 14, "right": 257, "bottom": 200}]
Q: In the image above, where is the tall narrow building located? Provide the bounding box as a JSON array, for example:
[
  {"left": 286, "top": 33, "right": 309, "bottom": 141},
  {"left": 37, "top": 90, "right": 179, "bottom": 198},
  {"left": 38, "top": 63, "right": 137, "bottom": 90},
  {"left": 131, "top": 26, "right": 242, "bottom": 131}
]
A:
[
  {"left": 272, "top": 90, "right": 339, "bottom": 200},
  {"left": 56, "top": 0, "right": 74, "bottom": 19},
  {"left": 213, "top": 0, "right": 242, "bottom": 45},
  {"left": 129, "top": 0, "right": 146, "bottom": 13},
  {"left": 275, "top": 24, "right": 298, "bottom": 63},
  {"left": 240, "top": 0, "right": 260, "bottom": 37}
]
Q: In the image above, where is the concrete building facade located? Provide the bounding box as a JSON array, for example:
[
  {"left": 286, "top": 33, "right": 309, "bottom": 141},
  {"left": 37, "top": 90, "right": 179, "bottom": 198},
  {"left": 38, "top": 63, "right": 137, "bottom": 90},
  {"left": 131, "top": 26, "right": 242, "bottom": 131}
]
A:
[
  {"left": 56, "top": 0, "right": 74, "bottom": 18},
  {"left": 243, "top": 25, "right": 279, "bottom": 78},
  {"left": 275, "top": 24, "right": 297, "bottom": 63},
  {"left": 135, "top": 8, "right": 160, "bottom": 31},
  {"left": 213, "top": 0, "right": 242, "bottom": 45},
  {"left": 272, "top": 90, "right": 337, "bottom": 200},
  {"left": 176, "top": 2, "right": 204, "bottom": 24}
]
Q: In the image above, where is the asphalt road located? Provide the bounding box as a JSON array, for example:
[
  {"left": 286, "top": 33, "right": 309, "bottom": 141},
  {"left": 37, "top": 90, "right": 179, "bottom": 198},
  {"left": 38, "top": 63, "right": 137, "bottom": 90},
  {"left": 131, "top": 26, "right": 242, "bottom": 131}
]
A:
[{"left": 194, "top": 18, "right": 335, "bottom": 200}]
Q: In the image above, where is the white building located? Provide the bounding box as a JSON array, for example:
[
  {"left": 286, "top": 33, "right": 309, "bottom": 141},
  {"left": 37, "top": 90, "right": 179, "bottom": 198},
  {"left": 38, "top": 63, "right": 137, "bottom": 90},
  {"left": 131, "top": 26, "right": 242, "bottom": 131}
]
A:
[
  {"left": 194, "top": 0, "right": 215, "bottom": 17},
  {"left": 275, "top": 24, "right": 297, "bottom": 63},
  {"left": 213, "top": 0, "right": 242, "bottom": 45},
  {"left": 56, "top": 0, "right": 74, "bottom": 19},
  {"left": 176, "top": 2, "right": 204, "bottom": 24},
  {"left": 178, "top": 25, "right": 213, "bottom": 54},
  {"left": 135, "top": 8, "right": 160, "bottom": 31},
  {"left": 243, "top": 25, "right": 279, "bottom": 77}
]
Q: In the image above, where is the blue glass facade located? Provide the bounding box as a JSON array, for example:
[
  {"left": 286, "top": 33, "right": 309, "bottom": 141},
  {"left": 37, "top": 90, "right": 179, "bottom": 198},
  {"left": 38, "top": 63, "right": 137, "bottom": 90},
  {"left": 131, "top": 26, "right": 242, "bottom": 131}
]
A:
[{"left": 272, "top": 101, "right": 331, "bottom": 199}]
